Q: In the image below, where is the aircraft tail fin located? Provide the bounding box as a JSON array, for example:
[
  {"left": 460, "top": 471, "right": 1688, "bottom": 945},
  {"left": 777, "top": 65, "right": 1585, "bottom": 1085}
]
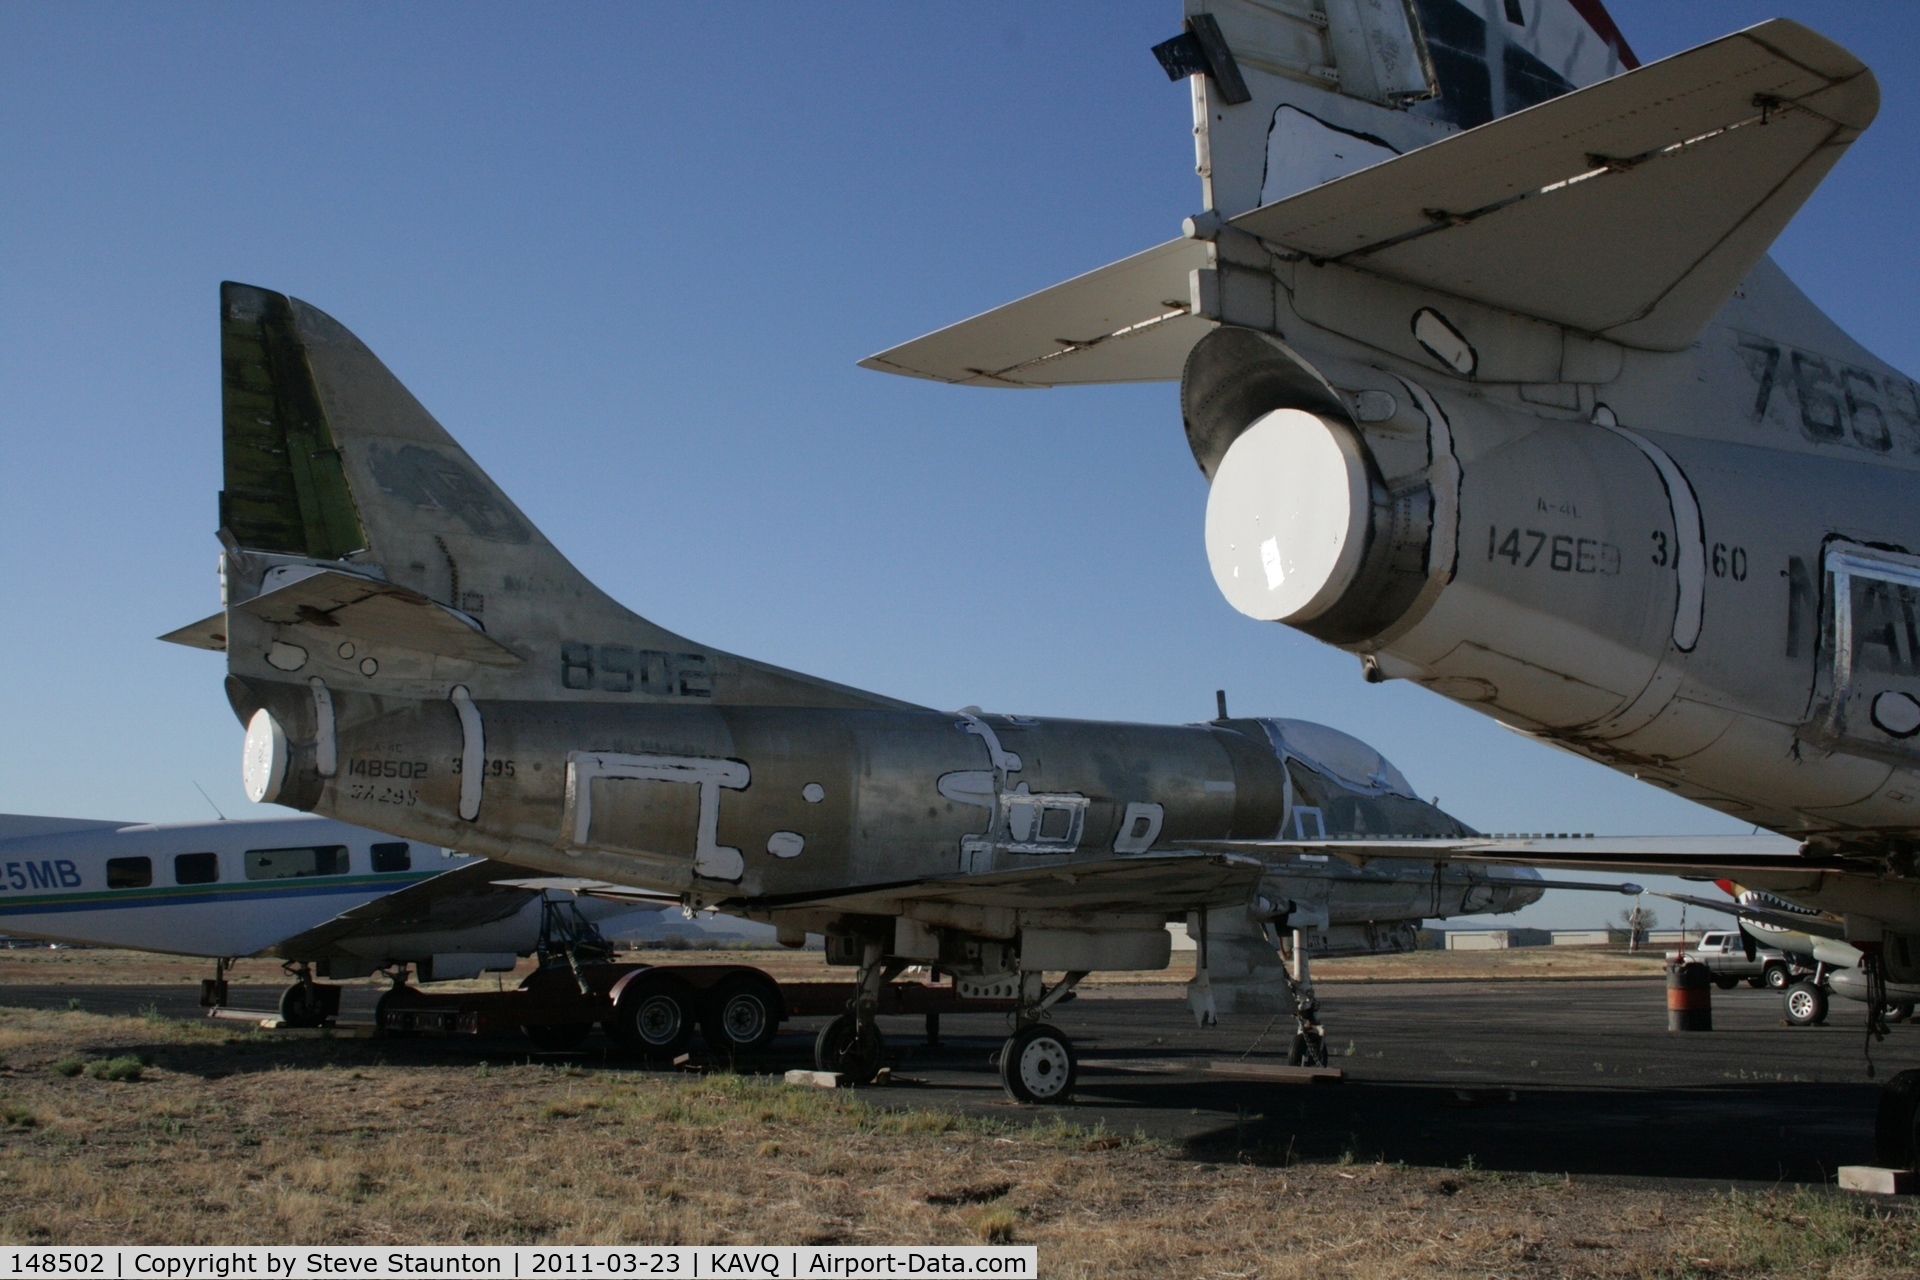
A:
[
  {"left": 1181, "top": 0, "right": 1638, "bottom": 219},
  {"left": 865, "top": 18, "right": 1875, "bottom": 384},
  {"left": 188, "top": 283, "right": 906, "bottom": 712}
]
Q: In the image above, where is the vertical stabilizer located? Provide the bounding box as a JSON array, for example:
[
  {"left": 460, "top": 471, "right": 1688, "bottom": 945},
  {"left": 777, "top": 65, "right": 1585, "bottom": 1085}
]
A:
[{"left": 1181, "top": 0, "right": 1636, "bottom": 217}]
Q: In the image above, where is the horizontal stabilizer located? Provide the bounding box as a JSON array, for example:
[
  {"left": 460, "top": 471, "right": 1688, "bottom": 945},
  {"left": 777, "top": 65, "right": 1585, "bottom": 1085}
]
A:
[
  {"left": 163, "top": 566, "right": 523, "bottom": 666},
  {"left": 858, "top": 238, "right": 1211, "bottom": 387},
  {"left": 1233, "top": 18, "right": 1877, "bottom": 350},
  {"left": 267, "top": 857, "right": 546, "bottom": 960}
]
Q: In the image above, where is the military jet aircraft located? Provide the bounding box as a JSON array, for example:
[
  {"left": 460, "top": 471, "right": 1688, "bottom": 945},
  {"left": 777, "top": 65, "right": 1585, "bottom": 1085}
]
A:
[
  {"left": 0, "top": 812, "right": 656, "bottom": 1025},
  {"left": 156, "top": 281, "right": 1643, "bottom": 1099},
  {"left": 864, "top": 3, "right": 1920, "bottom": 1124}
]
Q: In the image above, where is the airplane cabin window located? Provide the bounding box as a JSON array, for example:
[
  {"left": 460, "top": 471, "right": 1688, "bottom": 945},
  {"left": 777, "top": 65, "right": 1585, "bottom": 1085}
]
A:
[
  {"left": 245, "top": 846, "right": 350, "bottom": 880},
  {"left": 370, "top": 842, "right": 411, "bottom": 873},
  {"left": 106, "top": 856, "right": 152, "bottom": 889},
  {"left": 174, "top": 852, "right": 219, "bottom": 885}
]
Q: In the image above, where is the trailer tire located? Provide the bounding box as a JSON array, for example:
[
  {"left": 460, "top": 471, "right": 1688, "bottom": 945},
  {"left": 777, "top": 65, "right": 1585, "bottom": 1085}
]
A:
[
  {"left": 612, "top": 974, "right": 697, "bottom": 1062},
  {"left": 523, "top": 1023, "right": 592, "bottom": 1051},
  {"left": 279, "top": 982, "right": 328, "bottom": 1028},
  {"left": 703, "top": 974, "right": 781, "bottom": 1055}
]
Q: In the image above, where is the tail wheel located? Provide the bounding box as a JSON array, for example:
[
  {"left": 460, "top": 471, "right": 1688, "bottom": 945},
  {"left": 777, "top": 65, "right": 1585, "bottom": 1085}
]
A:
[
  {"left": 612, "top": 975, "right": 697, "bottom": 1062},
  {"left": 1783, "top": 981, "right": 1829, "bottom": 1026},
  {"left": 814, "top": 1014, "right": 884, "bottom": 1085},
  {"left": 999, "top": 1025, "right": 1076, "bottom": 1104},
  {"left": 703, "top": 975, "right": 781, "bottom": 1055}
]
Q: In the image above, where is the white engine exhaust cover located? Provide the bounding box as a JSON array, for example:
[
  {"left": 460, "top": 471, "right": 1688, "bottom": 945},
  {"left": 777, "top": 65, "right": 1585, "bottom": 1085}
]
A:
[
  {"left": 242, "top": 707, "right": 288, "bottom": 804},
  {"left": 1205, "top": 409, "right": 1371, "bottom": 622}
]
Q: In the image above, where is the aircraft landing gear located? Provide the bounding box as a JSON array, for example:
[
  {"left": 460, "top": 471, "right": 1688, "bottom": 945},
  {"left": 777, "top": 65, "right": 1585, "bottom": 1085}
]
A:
[
  {"left": 814, "top": 941, "right": 902, "bottom": 1085},
  {"left": 1284, "top": 928, "right": 1328, "bottom": 1067},
  {"left": 278, "top": 964, "right": 341, "bottom": 1028},
  {"left": 1784, "top": 979, "right": 1829, "bottom": 1026},
  {"left": 199, "top": 957, "right": 232, "bottom": 1009},
  {"left": 997, "top": 970, "right": 1085, "bottom": 1104}
]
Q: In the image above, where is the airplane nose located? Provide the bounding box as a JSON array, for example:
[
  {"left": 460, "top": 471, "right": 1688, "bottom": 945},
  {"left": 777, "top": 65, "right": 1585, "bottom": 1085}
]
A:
[{"left": 1205, "top": 408, "right": 1371, "bottom": 623}]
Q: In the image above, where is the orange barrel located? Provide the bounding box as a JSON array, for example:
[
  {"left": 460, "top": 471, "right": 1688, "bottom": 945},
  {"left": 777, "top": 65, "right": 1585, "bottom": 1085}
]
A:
[{"left": 1667, "top": 961, "right": 1712, "bottom": 1031}]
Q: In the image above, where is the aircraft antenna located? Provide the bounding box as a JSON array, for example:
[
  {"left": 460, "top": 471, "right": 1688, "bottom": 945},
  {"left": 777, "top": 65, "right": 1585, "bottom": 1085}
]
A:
[
  {"left": 1215, "top": 689, "right": 1228, "bottom": 720},
  {"left": 191, "top": 781, "right": 228, "bottom": 822}
]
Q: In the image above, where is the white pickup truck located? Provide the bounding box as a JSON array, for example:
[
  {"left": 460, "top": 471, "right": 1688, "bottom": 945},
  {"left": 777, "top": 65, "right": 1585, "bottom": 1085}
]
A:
[{"left": 1680, "top": 931, "right": 1806, "bottom": 989}]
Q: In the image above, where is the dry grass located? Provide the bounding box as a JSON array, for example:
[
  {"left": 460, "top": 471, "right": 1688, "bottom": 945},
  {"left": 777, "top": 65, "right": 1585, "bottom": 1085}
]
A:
[{"left": 0, "top": 1004, "right": 1914, "bottom": 1276}]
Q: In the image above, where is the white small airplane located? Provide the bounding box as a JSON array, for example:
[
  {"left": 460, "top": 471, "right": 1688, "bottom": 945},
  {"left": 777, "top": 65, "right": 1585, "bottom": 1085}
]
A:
[{"left": 0, "top": 812, "right": 662, "bottom": 1024}]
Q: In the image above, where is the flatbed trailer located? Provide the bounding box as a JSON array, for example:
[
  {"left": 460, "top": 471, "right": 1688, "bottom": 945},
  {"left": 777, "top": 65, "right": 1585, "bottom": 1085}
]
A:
[{"left": 373, "top": 959, "right": 1014, "bottom": 1057}]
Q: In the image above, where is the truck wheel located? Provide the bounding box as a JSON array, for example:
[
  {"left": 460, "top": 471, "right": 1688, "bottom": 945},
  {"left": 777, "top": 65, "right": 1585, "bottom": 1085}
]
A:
[
  {"left": 1877, "top": 1069, "right": 1920, "bottom": 1168},
  {"left": 1764, "top": 963, "right": 1790, "bottom": 990},
  {"left": 814, "top": 1014, "right": 884, "bottom": 1085},
  {"left": 703, "top": 974, "right": 781, "bottom": 1055},
  {"left": 1714, "top": 975, "right": 1739, "bottom": 991},
  {"left": 523, "top": 1023, "right": 592, "bottom": 1051},
  {"left": 999, "top": 1025, "right": 1076, "bottom": 1104},
  {"left": 612, "top": 974, "right": 697, "bottom": 1063},
  {"left": 1784, "top": 981, "right": 1829, "bottom": 1026}
]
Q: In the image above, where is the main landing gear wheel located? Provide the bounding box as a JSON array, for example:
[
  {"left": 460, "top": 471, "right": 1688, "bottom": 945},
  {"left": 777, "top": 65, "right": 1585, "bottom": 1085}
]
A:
[
  {"left": 1784, "top": 980, "right": 1829, "bottom": 1026},
  {"left": 612, "top": 974, "right": 697, "bottom": 1063},
  {"left": 704, "top": 974, "right": 781, "bottom": 1056},
  {"left": 279, "top": 982, "right": 328, "bottom": 1028},
  {"left": 815, "top": 1014, "right": 885, "bottom": 1085},
  {"left": 999, "top": 1025, "right": 1076, "bottom": 1104}
]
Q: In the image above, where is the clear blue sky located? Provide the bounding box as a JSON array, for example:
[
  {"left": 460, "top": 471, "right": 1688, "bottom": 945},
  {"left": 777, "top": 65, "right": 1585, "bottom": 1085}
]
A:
[{"left": 1, "top": 3, "right": 1912, "bottom": 930}]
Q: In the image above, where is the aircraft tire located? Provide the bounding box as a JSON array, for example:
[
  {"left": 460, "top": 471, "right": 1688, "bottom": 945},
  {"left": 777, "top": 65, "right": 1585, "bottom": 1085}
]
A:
[
  {"left": 1784, "top": 981, "right": 1829, "bottom": 1027},
  {"left": 611, "top": 974, "right": 697, "bottom": 1063},
  {"left": 814, "top": 1014, "right": 884, "bottom": 1085},
  {"left": 523, "top": 1023, "right": 592, "bottom": 1051},
  {"left": 999, "top": 1025, "right": 1076, "bottom": 1104},
  {"left": 702, "top": 974, "right": 781, "bottom": 1055},
  {"left": 1764, "top": 963, "right": 1791, "bottom": 990},
  {"left": 279, "top": 982, "right": 327, "bottom": 1028},
  {"left": 1876, "top": 1069, "right": 1920, "bottom": 1169}
]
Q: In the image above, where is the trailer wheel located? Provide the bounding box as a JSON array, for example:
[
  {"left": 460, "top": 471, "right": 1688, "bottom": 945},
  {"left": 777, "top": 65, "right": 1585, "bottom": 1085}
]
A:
[
  {"left": 523, "top": 1023, "right": 592, "bottom": 1051},
  {"left": 1784, "top": 981, "right": 1829, "bottom": 1026},
  {"left": 703, "top": 974, "right": 781, "bottom": 1055},
  {"left": 815, "top": 1014, "right": 884, "bottom": 1085},
  {"left": 279, "top": 982, "right": 328, "bottom": 1028},
  {"left": 612, "top": 974, "right": 697, "bottom": 1062}
]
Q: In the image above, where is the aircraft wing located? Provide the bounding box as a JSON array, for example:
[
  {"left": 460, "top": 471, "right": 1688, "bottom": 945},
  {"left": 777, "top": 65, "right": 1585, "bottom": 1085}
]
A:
[
  {"left": 734, "top": 851, "right": 1265, "bottom": 917},
  {"left": 1230, "top": 18, "right": 1877, "bottom": 350},
  {"left": 1187, "top": 834, "right": 1867, "bottom": 901},
  {"left": 265, "top": 857, "right": 553, "bottom": 960},
  {"left": 857, "top": 237, "right": 1212, "bottom": 387}
]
